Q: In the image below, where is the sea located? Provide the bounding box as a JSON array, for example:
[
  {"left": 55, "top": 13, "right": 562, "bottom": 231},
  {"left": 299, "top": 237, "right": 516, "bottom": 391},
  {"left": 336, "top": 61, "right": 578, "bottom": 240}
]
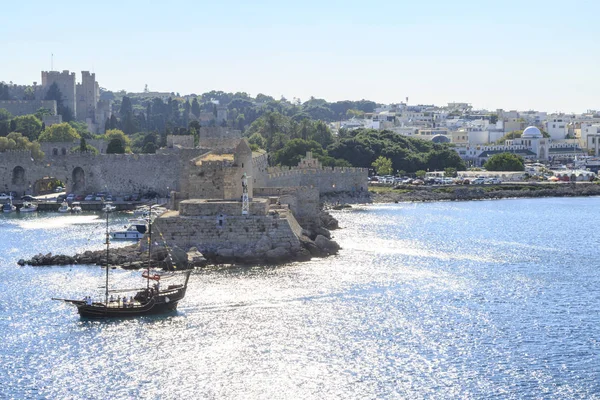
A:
[{"left": 1, "top": 198, "right": 599, "bottom": 399}]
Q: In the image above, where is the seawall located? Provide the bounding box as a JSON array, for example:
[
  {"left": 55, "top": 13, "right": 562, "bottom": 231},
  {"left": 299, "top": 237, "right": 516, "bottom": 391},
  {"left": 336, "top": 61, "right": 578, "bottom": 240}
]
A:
[{"left": 370, "top": 183, "right": 600, "bottom": 203}]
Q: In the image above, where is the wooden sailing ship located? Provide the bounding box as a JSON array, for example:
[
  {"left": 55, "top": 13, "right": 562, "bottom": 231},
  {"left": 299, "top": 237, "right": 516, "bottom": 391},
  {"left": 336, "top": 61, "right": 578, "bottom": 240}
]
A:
[{"left": 54, "top": 208, "right": 191, "bottom": 318}]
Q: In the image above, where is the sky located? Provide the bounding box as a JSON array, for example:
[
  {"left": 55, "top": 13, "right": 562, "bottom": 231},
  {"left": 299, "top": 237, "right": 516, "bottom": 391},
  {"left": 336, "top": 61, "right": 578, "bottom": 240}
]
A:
[{"left": 1, "top": 0, "right": 599, "bottom": 113}]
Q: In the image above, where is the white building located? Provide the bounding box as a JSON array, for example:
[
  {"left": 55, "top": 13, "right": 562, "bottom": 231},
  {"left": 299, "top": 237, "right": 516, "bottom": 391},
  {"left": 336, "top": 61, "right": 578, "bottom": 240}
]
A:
[{"left": 546, "top": 116, "right": 569, "bottom": 140}]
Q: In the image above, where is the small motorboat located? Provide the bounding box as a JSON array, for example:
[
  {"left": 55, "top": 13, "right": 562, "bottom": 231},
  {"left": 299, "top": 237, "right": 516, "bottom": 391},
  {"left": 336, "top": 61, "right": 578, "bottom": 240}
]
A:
[
  {"left": 102, "top": 202, "right": 116, "bottom": 213},
  {"left": 58, "top": 201, "right": 71, "bottom": 213},
  {"left": 20, "top": 202, "right": 38, "bottom": 213},
  {"left": 111, "top": 219, "right": 148, "bottom": 240},
  {"left": 2, "top": 201, "right": 16, "bottom": 213},
  {"left": 71, "top": 202, "right": 82, "bottom": 213}
]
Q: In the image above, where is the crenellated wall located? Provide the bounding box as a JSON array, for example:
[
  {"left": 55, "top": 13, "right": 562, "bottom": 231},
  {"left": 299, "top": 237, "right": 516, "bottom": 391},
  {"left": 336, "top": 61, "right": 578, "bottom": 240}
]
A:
[
  {"left": 264, "top": 152, "right": 368, "bottom": 194},
  {"left": 266, "top": 165, "right": 368, "bottom": 194},
  {"left": 0, "top": 100, "right": 57, "bottom": 116},
  {"left": 0, "top": 148, "right": 206, "bottom": 196}
]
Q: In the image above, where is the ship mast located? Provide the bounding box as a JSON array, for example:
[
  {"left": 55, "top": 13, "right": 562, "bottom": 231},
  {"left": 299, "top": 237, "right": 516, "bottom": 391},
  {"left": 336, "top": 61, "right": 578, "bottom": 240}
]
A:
[
  {"left": 146, "top": 204, "right": 154, "bottom": 290},
  {"left": 104, "top": 210, "right": 109, "bottom": 306}
]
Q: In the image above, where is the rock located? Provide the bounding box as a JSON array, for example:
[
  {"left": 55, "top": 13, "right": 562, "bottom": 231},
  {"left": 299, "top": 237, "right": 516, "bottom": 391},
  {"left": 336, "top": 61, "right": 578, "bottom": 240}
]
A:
[
  {"left": 294, "top": 248, "right": 312, "bottom": 262},
  {"left": 299, "top": 235, "right": 327, "bottom": 257},
  {"left": 216, "top": 248, "right": 234, "bottom": 258},
  {"left": 265, "top": 246, "right": 290, "bottom": 263},
  {"left": 254, "top": 235, "right": 272, "bottom": 254},
  {"left": 151, "top": 247, "right": 169, "bottom": 262},
  {"left": 187, "top": 248, "right": 207, "bottom": 267},
  {"left": 314, "top": 226, "right": 331, "bottom": 239},
  {"left": 17, "top": 259, "right": 25, "bottom": 266},
  {"left": 167, "top": 245, "right": 189, "bottom": 269},
  {"left": 314, "top": 235, "right": 340, "bottom": 255}
]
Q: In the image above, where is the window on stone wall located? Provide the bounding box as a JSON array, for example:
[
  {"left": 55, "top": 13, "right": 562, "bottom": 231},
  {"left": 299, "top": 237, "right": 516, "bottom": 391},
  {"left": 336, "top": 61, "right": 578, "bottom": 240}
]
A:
[{"left": 53, "top": 148, "right": 58, "bottom": 156}]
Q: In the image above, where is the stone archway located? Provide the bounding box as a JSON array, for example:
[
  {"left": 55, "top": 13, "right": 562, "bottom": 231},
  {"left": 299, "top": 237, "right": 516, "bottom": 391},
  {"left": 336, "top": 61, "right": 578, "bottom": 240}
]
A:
[
  {"left": 12, "top": 166, "right": 25, "bottom": 186},
  {"left": 72, "top": 167, "right": 85, "bottom": 193}
]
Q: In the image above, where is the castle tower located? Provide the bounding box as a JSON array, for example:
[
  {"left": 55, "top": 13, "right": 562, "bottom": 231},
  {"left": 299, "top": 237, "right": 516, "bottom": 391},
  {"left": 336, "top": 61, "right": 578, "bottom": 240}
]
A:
[
  {"left": 76, "top": 71, "right": 98, "bottom": 121},
  {"left": 41, "top": 70, "right": 76, "bottom": 116}
]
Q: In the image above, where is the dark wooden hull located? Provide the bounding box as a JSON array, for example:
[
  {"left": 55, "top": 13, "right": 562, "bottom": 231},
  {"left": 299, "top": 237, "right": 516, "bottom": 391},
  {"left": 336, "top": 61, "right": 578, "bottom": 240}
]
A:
[{"left": 64, "top": 284, "right": 188, "bottom": 319}]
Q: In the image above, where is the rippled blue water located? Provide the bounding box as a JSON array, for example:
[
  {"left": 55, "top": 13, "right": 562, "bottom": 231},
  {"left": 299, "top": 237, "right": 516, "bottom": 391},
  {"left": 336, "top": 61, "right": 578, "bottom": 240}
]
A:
[{"left": 1, "top": 199, "right": 600, "bottom": 399}]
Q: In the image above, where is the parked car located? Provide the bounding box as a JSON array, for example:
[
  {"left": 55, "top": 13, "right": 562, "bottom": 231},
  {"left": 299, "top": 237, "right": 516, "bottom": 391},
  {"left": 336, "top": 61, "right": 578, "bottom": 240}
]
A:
[
  {"left": 21, "top": 195, "right": 36, "bottom": 202},
  {"left": 54, "top": 186, "right": 64, "bottom": 193},
  {"left": 75, "top": 194, "right": 85, "bottom": 201},
  {"left": 66, "top": 194, "right": 76, "bottom": 201},
  {"left": 0, "top": 193, "right": 13, "bottom": 201},
  {"left": 104, "top": 195, "right": 113, "bottom": 201},
  {"left": 471, "top": 178, "right": 485, "bottom": 185},
  {"left": 487, "top": 178, "right": 502, "bottom": 184},
  {"left": 84, "top": 194, "right": 95, "bottom": 201},
  {"left": 56, "top": 194, "right": 67, "bottom": 203},
  {"left": 412, "top": 179, "right": 425, "bottom": 185}
]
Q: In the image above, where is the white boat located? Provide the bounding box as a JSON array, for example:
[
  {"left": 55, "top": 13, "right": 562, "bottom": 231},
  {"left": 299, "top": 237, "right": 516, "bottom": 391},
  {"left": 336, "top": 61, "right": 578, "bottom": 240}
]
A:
[
  {"left": 71, "top": 202, "right": 82, "bottom": 213},
  {"left": 3, "top": 201, "right": 16, "bottom": 213},
  {"left": 111, "top": 219, "right": 148, "bottom": 240},
  {"left": 103, "top": 202, "right": 116, "bottom": 213},
  {"left": 20, "top": 202, "right": 38, "bottom": 213},
  {"left": 58, "top": 201, "right": 71, "bottom": 213}
]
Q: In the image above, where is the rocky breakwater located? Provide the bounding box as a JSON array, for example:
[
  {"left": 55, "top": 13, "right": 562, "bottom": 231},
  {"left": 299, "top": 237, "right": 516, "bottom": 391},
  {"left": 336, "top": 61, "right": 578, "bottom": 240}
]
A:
[
  {"left": 371, "top": 183, "right": 600, "bottom": 203},
  {"left": 18, "top": 244, "right": 208, "bottom": 270}
]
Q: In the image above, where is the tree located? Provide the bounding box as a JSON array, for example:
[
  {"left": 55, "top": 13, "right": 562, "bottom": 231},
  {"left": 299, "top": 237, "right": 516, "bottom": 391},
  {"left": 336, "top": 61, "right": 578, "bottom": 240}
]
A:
[
  {"left": 0, "top": 132, "right": 44, "bottom": 160},
  {"left": 23, "top": 87, "right": 35, "bottom": 100},
  {"left": 69, "top": 121, "right": 94, "bottom": 139},
  {"left": 444, "top": 167, "right": 458, "bottom": 178},
  {"left": 371, "top": 156, "right": 393, "bottom": 176},
  {"left": 119, "top": 96, "right": 133, "bottom": 117},
  {"left": 272, "top": 139, "right": 325, "bottom": 166},
  {"left": 38, "top": 122, "right": 80, "bottom": 142},
  {"left": 12, "top": 115, "right": 43, "bottom": 141},
  {"left": 0, "top": 108, "right": 12, "bottom": 136},
  {"left": 191, "top": 97, "right": 201, "bottom": 117},
  {"left": 104, "top": 129, "right": 131, "bottom": 153},
  {"left": 484, "top": 153, "right": 525, "bottom": 171},
  {"left": 415, "top": 170, "right": 427, "bottom": 178},
  {"left": 80, "top": 137, "right": 87, "bottom": 152},
  {"left": 44, "top": 82, "right": 72, "bottom": 121},
  {"left": 0, "top": 83, "right": 10, "bottom": 100},
  {"left": 35, "top": 108, "right": 53, "bottom": 121},
  {"left": 106, "top": 138, "right": 125, "bottom": 154},
  {"left": 142, "top": 142, "right": 156, "bottom": 153}
]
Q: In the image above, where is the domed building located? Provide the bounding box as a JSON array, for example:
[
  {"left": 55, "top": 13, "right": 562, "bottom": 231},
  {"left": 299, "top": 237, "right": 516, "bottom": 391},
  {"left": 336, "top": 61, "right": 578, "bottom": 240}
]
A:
[
  {"left": 511, "top": 126, "right": 548, "bottom": 160},
  {"left": 521, "top": 126, "right": 543, "bottom": 139},
  {"left": 431, "top": 134, "right": 451, "bottom": 144}
]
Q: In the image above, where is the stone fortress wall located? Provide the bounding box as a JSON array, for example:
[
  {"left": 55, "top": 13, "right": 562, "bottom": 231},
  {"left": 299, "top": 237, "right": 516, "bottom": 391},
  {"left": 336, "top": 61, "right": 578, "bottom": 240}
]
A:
[
  {"left": 265, "top": 152, "right": 368, "bottom": 194},
  {"left": 0, "top": 148, "right": 206, "bottom": 196},
  {"left": 0, "top": 100, "right": 57, "bottom": 116}
]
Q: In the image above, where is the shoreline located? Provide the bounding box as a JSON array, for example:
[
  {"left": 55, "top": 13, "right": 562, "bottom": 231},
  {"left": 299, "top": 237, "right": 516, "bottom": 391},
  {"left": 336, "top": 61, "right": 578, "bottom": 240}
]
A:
[{"left": 366, "top": 182, "right": 600, "bottom": 204}]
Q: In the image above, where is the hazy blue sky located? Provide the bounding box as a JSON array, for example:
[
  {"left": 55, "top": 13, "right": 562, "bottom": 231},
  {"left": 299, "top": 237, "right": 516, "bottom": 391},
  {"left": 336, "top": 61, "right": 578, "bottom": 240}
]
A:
[{"left": 2, "top": 0, "right": 598, "bottom": 112}]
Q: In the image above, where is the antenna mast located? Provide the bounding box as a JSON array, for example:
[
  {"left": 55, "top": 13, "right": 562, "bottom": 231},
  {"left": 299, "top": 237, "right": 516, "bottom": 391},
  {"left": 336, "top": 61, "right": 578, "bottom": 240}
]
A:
[{"left": 51, "top": 53, "right": 54, "bottom": 71}]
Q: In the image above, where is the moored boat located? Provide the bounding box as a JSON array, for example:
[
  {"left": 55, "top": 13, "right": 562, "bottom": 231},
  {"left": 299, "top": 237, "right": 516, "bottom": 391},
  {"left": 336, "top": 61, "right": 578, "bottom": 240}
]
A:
[
  {"left": 111, "top": 218, "right": 148, "bottom": 240},
  {"left": 71, "top": 202, "right": 82, "bottom": 213},
  {"left": 3, "top": 200, "right": 16, "bottom": 213},
  {"left": 58, "top": 201, "right": 70, "bottom": 213},
  {"left": 20, "top": 202, "right": 38, "bottom": 213}
]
